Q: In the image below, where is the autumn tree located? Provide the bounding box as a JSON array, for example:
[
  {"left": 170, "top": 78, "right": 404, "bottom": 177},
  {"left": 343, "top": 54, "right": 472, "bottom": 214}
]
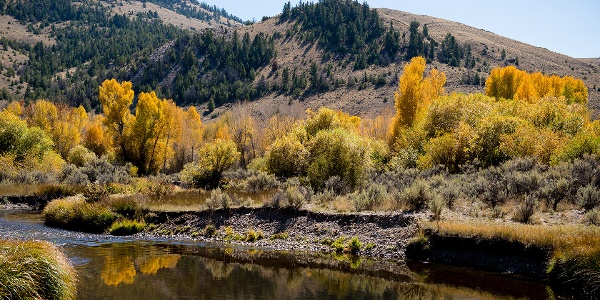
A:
[
  {"left": 181, "top": 139, "right": 240, "bottom": 188},
  {"left": 98, "top": 79, "right": 134, "bottom": 160},
  {"left": 173, "top": 106, "right": 203, "bottom": 170},
  {"left": 390, "top": 56, "right": 446, "bottom": 148}
]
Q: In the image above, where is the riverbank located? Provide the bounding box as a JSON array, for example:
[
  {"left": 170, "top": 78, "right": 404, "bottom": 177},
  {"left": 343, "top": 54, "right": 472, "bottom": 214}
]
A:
[{"left": 141, "top": 207, "right": 419, "bottom": 260}]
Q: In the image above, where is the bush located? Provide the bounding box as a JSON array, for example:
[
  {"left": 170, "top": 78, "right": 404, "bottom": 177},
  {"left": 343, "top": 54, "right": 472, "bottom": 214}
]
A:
[
  {"left": 181, "top": 139, "right": 240, "bottom": 189},
  {"left": 513, "top": 194, "right": 537, "bottom": 223},
  {"left": 205, "top": 188, "right": 232, "bottom": 210},
  {"left": 352, "top": 184, "right": 388, "bottom": 211},
  {"left": 244, "top": 230, "right": 264, "bottom": 242},
  {"left": 81, "top": 157, "right": 131, "bottom": 185},
  {"left": 105, "top": 195, "right": 145, "bottom": 219},
  {"left": 109, "top": 219, "right": 146, "bottom": 236},
  {"left": 60, "top": 164, "right": 90, "bottom": 185},
  {"left": 67, "top": 145, "right": 97, "bottom": 167},
  {"left": 83, "top": 184, "right": 109, "bottom": 203},
  {"left": 576, "top": 184, "right": 600, "bottom": 211},
  {"left": 429, "top": 196, "right": 444, "bottom": 221},
  {"left": 242, "top": 170, "right": 280, "bottom": 193},
  {"left": 0, "top": 240, "right": 77, "bottom": 300},
  {"left": 400, "top": 179, "right": 432, "bottom": 211},
  {"left": 43, "top": 196, "right": 118, "bottom": 233},
  {"left": 348, "top": 237, "right": 362, "bottom": 254},
  {"left": 585, "top": 209, "right": 600, "bottom": 226}
]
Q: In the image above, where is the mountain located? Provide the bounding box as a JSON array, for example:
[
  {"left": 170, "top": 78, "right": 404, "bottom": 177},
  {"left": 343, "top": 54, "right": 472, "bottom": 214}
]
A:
[{"left": 0, "top": 0, "right": 598, "bottom": 119}]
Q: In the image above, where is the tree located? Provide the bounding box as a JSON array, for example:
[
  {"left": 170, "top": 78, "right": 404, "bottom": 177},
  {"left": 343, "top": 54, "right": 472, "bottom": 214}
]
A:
[
  {"left": 181, "top": 139, "right": 240, "bottom": 188},
  {"left": 390, "top": 56, "right": 446, "bottom": 148},
  {"left": 98, "top": 79, "right": 134, "bottom": 160},
  {"left": 125, "top": 91, "right": 163, "bottom": 175}
]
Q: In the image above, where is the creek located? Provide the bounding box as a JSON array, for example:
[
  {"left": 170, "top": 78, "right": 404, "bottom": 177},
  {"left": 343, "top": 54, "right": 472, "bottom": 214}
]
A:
[{"left": 0, "top": 210, "right": 565, "bottom": 299}]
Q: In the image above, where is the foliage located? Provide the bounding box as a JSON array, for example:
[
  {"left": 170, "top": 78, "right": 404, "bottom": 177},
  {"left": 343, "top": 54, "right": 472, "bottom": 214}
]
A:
[
  {"left": 205, "top": 188, "right": 232, "bottom": 209},
  {"left": 390, "top": 56, "right": 446, "bottom": 148},
  {"left": 43, "top": 196, "right": 118, "bottom": 233},
  {"left": 181, "top": 139, "right": 240, "bottom": 189},
  {"left": 486, "top": 66, "right": 588, "bottom": 104},
  {"left": 109, "top": 219, "right": 146, "bottom": 236},
  {"left": 0, "top": 239, "right": 77, "bottom": 300}
]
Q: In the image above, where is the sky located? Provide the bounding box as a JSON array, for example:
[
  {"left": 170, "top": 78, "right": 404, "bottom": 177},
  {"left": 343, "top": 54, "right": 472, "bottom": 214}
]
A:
[{"left": 201, "top": 0, "right": 600, "bottom": 58}]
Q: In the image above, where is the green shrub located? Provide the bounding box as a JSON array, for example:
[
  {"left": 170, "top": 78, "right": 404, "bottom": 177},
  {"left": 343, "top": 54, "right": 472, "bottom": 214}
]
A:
[
  {"left": 206, "top": 188, "right": 232, "bottom": 209},
  {"left": 43, "top": 197, "right": 117, "bottom": 233},
  {"left": 243, "top": 170, "right": 280, "bottom": 193},
  {"left": 429, "top": 196, "right": 444, "bottom": 221},
  {"left": 585, "top": 209, "right": 600, "bottom": 226},
  {"left": 270, "top": 232, "right": 289, "bottom": 240},
  {"left": 0, "top": 240, "right": 77, "bottom": 300},
  {"left": 577, "top": 184, "right": 600, "bottom": 211},
  {"left": 352, "top": 183, "right": 388, "bottom": 211},
  {"left": 347, "top": 237, "right": 362, "bottom": 254},
  {"left": 244, "top": 230, "right": 264, "bottom": 242},
  {"left": 400, "top": 179, "right": 432, "bottom": 211},
  {"left": 109, "top": 219, "right": 146, "bottom": 236},
  {"left": 38, "top": 184, "right": 80, "bottom": 199}
]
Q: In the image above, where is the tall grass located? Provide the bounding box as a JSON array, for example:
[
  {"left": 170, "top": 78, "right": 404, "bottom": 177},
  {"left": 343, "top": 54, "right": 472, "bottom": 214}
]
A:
[
  {"left": 426, "top": 220, "right": 600, "bottom": 295},
  {"left": 428, "top": 221, "right": 600, "bottom": 257},
  {"left": 0, "top": 240, "right": 77, "bottom": 300},
  {"left": 43, "top": 196, "right": 117, "bottom": 233}
]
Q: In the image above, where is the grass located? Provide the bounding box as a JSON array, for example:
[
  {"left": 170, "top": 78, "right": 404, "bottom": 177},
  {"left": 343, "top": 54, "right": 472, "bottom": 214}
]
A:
[
  {"left": 0, "top": 239, "right": 77, "bottom": 300},
  {"left": 426, "top": 220, "right": 600, "bottom": 257},
  {"left": 424, "top": 220, "right": 600, "bottom": 296},
  {"left": 43, "top": 196, "right": 118, "bottom": 234},
  {"left": 108, "top": 219, "right": 147, "bottom": 236}
]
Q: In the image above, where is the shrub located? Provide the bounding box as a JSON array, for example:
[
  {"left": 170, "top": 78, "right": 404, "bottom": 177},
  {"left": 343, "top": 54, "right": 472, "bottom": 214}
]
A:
[
  {"left": 0, "top": 240, "right": 77, "bottom": 300},
  {"left": 38, "top": 184, "right": 80, "bottom": 199},
  {"left": 307, "top": 128, "right": 370, "bottom": 192},
  {"left": 347, "top": 237, "right": 362, "bottom": 254},
  {"left": 352, "top": 183, "right": 388, "bottom": 211},
  {"left": 244, "top": 230, "right": 264, "bottom": 242},
  {"left": 203, "top": 224, "right": 217, "bottom": 237},
  {"left": 513, "top": 194, "right": 537, "bottom": 223},
  {"left": 577, "top": 184, "right": 600, "bottom": 211},
  {"left": 67, "top": 145, "right": 97, "bottom": 167},
  {"left": 83, "top": 184, "right": 109, "bottom": 203},
  {"left": 60, "top": 164, "right": 90, "bottom": 185},
  {"left": 585, "top": 209, "right": 600, "bottom": 226},
  {"left": 205, "top": 188, "right": 232, "bottom": 210},
  {"left": 105, "top": 195, "right": 145, "bottom": 219},
  {"left": 43, "top": 197, "right": 117, "bottom": 233},
  {"left": 180, "top": 139, "right": 240, "bottom": 189},
  {"left": 243, "top": 171, "right": 280, "bottom": 193},
  {"left": 429, "top": 196, "right": 444, "bottom": 221},
  {"left": 81, "top": 157, "right": 131, "bottom": 184},
  {"left": 400, "top": 179, "right": 432, "bottom": 211},
  {"left": 109, "top": 219, "right": 146, "bottom": 236}
]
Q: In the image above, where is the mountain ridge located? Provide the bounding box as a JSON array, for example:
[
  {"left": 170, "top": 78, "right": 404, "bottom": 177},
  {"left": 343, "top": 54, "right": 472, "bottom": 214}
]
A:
[{"left": 0, "top": 0, "right": 597, "bottom": 119}]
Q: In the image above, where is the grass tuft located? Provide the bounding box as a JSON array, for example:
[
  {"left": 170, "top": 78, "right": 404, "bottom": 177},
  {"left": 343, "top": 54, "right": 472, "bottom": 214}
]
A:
[
  {"left": 0, "top": 240, "right": 77, "bottom": 300},
  {"left": 108, "top": 219, "right": 146, "bottom": 236}
]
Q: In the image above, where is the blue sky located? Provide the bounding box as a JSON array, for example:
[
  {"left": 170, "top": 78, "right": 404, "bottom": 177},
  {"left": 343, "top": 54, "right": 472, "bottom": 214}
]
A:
[{"left": 202, "top": 0, "right": 600, "bottom": 58}]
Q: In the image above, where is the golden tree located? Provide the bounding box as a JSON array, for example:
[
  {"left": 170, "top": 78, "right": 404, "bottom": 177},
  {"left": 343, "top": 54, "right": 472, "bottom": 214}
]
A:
[
  {"left": 390, "top": 56, "right": 446, "bottom": 148},
  {"left": 98, "top": 79, "right": 134, "bottom": 158}
]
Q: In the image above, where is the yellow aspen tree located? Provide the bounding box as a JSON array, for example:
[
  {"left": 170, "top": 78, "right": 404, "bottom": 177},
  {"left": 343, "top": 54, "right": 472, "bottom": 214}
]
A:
[
  {"left": 27, "top": 99, "right": 58, "bottom": 133},
  {"left": 3, "top": 101, "right": 23, "bottom": 116},
  {"left": 514, "top": 75, "right": 537, "bottom": 103},
  {"left": 157, "top": 99, "right": 182, "bottom": 173},
  {"left": 390, "top": 56, "right": 446, "bottom": 148},
  {"left": 83, "top": 115, "right": 111, "bottom": 157},
  {"left": 180, "top": 106, "right": 203, "bottom": 165},
  {"left": 98, "top": 79, "right": 134, "bottom": 159},
  {"left": 126, "top": 91, "right": 163, "bottom": 175}
]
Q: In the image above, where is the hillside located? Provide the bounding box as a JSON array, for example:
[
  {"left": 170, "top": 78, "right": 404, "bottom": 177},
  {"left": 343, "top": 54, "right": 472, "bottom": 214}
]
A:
[
  {"left": 0, "top": 0, "right": 597, "bottom": 119},
  {"left": 220, "top": 5, "right": 599, "bottom": 121}
]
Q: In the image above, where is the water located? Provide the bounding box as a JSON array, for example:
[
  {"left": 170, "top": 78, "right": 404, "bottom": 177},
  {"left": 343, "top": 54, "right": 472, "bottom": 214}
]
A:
[{"left": 0, "top": 210, "right": 564, "bottom": 300}]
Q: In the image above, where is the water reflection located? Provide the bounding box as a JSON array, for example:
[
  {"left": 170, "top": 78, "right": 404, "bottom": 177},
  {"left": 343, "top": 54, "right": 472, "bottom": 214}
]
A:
[
  {"left": 0, "top": 211, "right": 566, "bottom": 300},
  {"left": 66, "top": 243, "right": 556, "bottom": 300}
]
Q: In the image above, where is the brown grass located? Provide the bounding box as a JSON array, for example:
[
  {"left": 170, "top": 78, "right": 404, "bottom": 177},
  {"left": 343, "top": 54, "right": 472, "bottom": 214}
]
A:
[{"left": 427, "top": 220, "right": 600, "bottom": 257}]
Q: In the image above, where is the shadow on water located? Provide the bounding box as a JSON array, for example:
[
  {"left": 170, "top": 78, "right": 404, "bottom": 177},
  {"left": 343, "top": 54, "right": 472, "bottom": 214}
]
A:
[{"left": 0, "top": 210, "right": 571, "bottom": 300}]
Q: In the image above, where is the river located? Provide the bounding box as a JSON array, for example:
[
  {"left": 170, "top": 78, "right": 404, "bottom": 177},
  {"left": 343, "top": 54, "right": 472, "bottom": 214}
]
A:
[{"left": 0, "top": 210, "right": 565, "bottom": 299}]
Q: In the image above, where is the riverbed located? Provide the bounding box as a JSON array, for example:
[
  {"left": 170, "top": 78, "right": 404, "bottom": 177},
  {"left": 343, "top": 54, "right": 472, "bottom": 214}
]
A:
[{"left": 0, "top": 210, "right": 566, "bottom": 299}]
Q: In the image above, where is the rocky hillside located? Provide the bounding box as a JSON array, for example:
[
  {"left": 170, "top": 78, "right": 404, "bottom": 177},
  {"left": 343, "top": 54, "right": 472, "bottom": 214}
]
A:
[{"left": 0, "top": 0, "right": 597, "bottom": 119}]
